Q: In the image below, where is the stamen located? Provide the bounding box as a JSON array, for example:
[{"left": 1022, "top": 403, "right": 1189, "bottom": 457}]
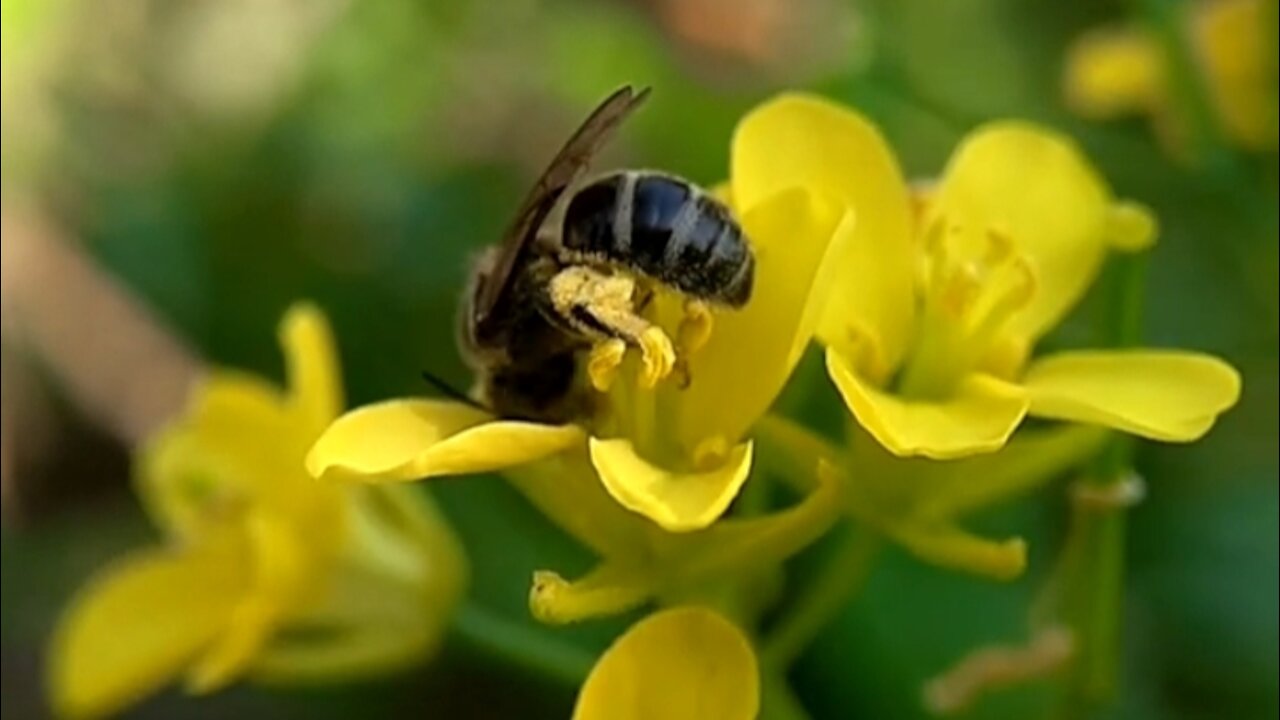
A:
[
  {"left": 968, "top": 255, "right": 1038, "bottom": 339},
  {"left": 637, "top": 326, "right": 676, "bottom": 389},
  {"left": 692, "top": 435, "right": 730, "bottom": 471},
  {"left": 587, "top": 339, "right": 627, "bottom": 392},
  {"left": 981, "top": 227, "right": 1015, "bottom": 265},
  {"left": 937, "top": 263, "right": 983, "bottom": 318},
  {"left": 672, "top": 299, "right": 715, "bottom": 389}
]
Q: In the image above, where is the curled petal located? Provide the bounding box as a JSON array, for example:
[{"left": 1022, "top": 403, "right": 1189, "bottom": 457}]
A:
[
  {"left": 666, "top": 187, "right": 856, "bottom": 449},
  {"left": 48, "top": 543, "right": 248, "bottom": 719},
  {"left": 588, "top": 438, "right": 753, "bottom": 533},
  {"left": 573, "top": 607, "right": 759, "bottom": 720},
  {"left": 307, "top": 399, "right": 583, "bottom": 483},
  {"left": 933, "top": 122, "right": 1155, "bottom": 343},
  {"left": 827, "top": 349, "right": 1029, "bottom": 459},
  {"left": 1022, "top": 350, "right": 1241, "bottom": 441},
  {"left": 732, "top": 92, "right": 916, "bottom": 376},
  {"left": 279, "top": 302, "right": 343, "bottom": 435}
]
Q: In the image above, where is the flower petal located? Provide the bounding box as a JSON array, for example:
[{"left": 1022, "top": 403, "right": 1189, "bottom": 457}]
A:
[
  {"left": 588, "top": 438, "right": 753, "bottom": 533},
  {"left": 1022, "top": 350, "right": 1241, "bottom": 441},
  {"left": 827, "top": 349, "right": 1030, "bottom": 459},
  {"left": 665, "top": 187, "right": 855, "bottom": 449},
  {"left": 279, "top": 302, "right": 343, "bottom": 435},
  {"left": 306, "top": 399, "right": 583, "bottom": 483},
  {"left": 48, "top": 543, "right": 248, "bottom": 719},
  {"left": 573, "top": 607, "right": 759, "bottom": 720},
  {"left": 732, "top": 93, "right": 916, "bottom": 377},
  {"left": 932, "top": 122, "right": 1157, "bottom": 343}
]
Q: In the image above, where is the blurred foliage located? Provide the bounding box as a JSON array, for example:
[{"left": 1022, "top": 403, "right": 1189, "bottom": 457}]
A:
[{"left": 2, "top": 0, "right": 1275, "bottom": 718}]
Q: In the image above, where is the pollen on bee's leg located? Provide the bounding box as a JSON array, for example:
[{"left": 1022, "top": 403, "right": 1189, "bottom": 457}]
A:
[
  {"left": 587, "top": 338, "right": 627, "bottom": 391},
  {"left": 637, "top": 327, "right": 676, "bottom": 389}
]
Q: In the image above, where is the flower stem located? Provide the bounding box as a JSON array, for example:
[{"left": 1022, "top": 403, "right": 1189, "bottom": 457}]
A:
[
  {"left": 450, "top": 602, "right": 594, "bottom": 687},
  {"left": 1055, "top": 254, "right": 1147, "bottom": 717},
  {"left": 759, "top": 523, "right": 880, "bottom": 670}
]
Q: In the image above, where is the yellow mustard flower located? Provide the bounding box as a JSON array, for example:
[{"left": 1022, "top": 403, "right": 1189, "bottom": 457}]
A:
[
  {"left": 736, "top": 94, "right": 1240, "bottom": 460},
  {"left": 306, "top": 114, "right": 855, "bottom": 534},
  {"left": 48, "top": 304, "right": 465, "bottom": 719},
  {"left": 573, "top": 606, "right": 758, "bottom": 720},
  {"left": 1064, "top": 0, "right": 1278, "bottom": 151}
]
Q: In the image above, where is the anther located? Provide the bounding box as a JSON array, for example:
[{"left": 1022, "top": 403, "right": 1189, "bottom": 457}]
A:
[
  {"left": 637, "top": 327, "right": 676, "bottom": 389},
  {"left": 587, "top": 339, "right": 627, "bottom": 392}
]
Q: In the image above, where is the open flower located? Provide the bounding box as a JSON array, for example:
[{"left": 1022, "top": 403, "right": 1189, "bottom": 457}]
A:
[
  {"left": 1064, "top": 0, "right": 1278, "bottom": 152},
  {"left": 738, "top": 94, "right": 1240, "bottom": 460},
  {"left": 48, "top": 304, "right": 465, "bottom": 719},
  {"left": 307, "top": 112, "right": 855, "bottom": 534},
  {"left": 573, "top": 606, "right": 758, "bottom": 720}
]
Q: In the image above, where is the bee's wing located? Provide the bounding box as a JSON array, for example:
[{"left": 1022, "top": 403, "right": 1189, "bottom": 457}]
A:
[{"left": 473, "top": 85, "right": 651, "bottom": 326}]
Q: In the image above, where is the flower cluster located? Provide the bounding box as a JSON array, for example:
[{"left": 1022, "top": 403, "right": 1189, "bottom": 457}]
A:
[{"left": 49, "top": 91, "right": 1241, "bottom": 719}]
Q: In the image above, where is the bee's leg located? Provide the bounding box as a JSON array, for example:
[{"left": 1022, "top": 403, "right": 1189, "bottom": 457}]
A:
[
  {"left": 547, "top": 266, "right": 676, "bottom": 389},
  {"left": 672, "top": 298, "right": 714, "bottom": 389}
]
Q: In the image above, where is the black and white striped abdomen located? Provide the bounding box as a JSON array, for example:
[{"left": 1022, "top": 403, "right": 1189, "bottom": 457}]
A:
[{"left": 560, "top": 171, "right": 754, "bottom": 307}]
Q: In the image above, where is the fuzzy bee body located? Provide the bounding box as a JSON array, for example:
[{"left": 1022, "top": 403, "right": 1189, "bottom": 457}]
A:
[
  {"left": 460, "top": 86, "right": 755, "bottom": 424},
  {"left": 562, "top": 171, "right": 754, "bottom": 308}
]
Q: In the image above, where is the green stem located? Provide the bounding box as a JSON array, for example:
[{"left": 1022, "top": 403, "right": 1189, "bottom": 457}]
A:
[
  {"left": 1055, "top": 254, "right": 1148, "bottom": 717},
  {"left": 450, "top": 603, "right": 594, "bottom": 687},
  {"left": 760, "top": 524, "right": 880, "bottom": 670}
]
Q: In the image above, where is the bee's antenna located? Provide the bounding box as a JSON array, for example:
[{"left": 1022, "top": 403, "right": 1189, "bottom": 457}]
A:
[{"left": 419, "top": 370, "right": 489, "bottom": 413}]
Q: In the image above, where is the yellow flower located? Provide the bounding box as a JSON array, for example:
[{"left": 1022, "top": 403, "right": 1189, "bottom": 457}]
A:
[
  {"left": 307, "top": 120, "right": 855, "bottom": 531},
  {"left": 573, "top": 606, "right": 758, "bottom": 720},
  {"left": 48, "top": 304, "right": 466, "bottom": 719},
  {"left": 1064, "top": 0, "right": 1278, "bottom": 151},
  {"left": 737, "top": 93, "right": 1240, "bottom": 460}
]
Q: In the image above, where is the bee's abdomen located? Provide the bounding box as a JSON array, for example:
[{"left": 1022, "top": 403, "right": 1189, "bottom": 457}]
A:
[{"left": 562, "top": 172, "right": 754, "bottom": 307}]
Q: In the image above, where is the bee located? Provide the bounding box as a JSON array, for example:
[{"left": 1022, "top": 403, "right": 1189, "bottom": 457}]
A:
[{"left": 461, "top": 85, "right": 755, "bottom": 423}]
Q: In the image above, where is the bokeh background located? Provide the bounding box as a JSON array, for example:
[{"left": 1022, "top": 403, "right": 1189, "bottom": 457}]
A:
[{"left": 2, "top": 0, "right": 1276, "bottom": 718}]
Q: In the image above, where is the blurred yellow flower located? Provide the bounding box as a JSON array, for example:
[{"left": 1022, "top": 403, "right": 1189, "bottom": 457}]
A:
[
  {"left": 737, "top": 94, "right": 1240, "bottom": 460},
  {"left": 1064, "top": 0, "right": 1278, "bottom": 151},
  {"left": 573, "top": 606, "right": 758, "bottom": 720},
  {"left": 306, "top": 118, "right": 855, "bottom": 534},
  {"left": 48, "top": 304, "right": 465, "bottom": 719}
]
